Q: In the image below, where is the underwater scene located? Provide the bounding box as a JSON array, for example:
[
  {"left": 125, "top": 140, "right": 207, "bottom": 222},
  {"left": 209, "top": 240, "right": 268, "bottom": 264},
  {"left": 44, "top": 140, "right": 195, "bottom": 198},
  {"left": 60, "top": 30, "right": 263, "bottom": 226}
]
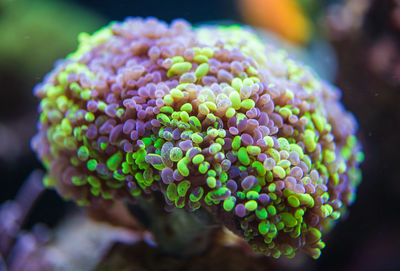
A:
[{"left": 0, "top": 0, "right": 399, "bottom": 270}]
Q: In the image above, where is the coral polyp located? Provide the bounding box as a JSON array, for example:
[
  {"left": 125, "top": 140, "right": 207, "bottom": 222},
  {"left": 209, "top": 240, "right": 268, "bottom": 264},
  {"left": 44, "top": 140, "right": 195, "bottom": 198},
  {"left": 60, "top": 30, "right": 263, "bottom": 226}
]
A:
[{"left": 32, "top": 17, "right": 363, "bottom": 259}]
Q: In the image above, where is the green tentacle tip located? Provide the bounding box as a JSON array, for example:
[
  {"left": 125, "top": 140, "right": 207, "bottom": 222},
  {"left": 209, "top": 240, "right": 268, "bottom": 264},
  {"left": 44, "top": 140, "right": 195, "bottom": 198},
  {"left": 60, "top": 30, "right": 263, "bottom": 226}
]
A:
[
  {"left": 106, "top": 151, "right": 123, "bottom": 171},
  {"left": 238, "top": 147, "right": 250, "bottom": 166},
  {"left": 308, "top": 228, "right": 322, "bottom": 242},
  {"left": 192, "top": 154, "right": 204, "bottom": 164},
  {"left": 223, "top": 196, "right": 236, "bottom": 211},
  {"left": 245, "top": 200, "right": 258, "bottom": 211},
  {"left": 191, "top": 133, "right": 203, "bottom": 144},
  {"left": 323, "top": 149, "right": 336, "bottom": 163},
  {"left": 241, "top": 99, "right": 255, "bottom": 110},
  {"left": 180, "top": 103, "right": 193, "bottom": 113},
  {"left": 232, "top": 136, "right": 241, "bottom": 150},
  {"left": 273, "top": 166, "right": 286, "bottom": 179},
  {"left": 145, "top": 154, "right": 164, "bottom": 170},
  {"left": 195, "top": 63, "right": 209, "bottom": 79},
  {"left": 189, "top": 116, "right": 202, "bottom": 131},
  {"left": 198, "top": 161, "right": 209, "bottom": 174},
  {"left": 210, "top": 187, "right": 231, "bottom": 201},
  {"left": 296, "top": 193, "right": 314, "bottom": 207},
  {"left": 209, "top": 143, "right": 222, "bottom": 154},
  {"left": 247, "top": 146, "right": 261, "bottom": 156},
  {"left": 157, "top": 113, "right": 171, "bottom": 125},
  {"left": 168, "top": 62, "right": 192, "bottom": 77},
  {"left": 256, "top": 208, "right": 268, "bottom": 220},
  {"left": 258, "top": 220, "right": 270, "bottom": 235},
  {"left": 287, "top": 195, "right": 300, "bottom": 207},
  {"left": 71, "top": 175, "right": 87, "bottom": 186},
  {"left": 87, "top": 159, "right": 98, "bottom": 171},
  {"left": 280, "top": 212, "right": 297, "bottom": 227},
  {"left": 206, "top": 176, "right": 216, "bottom": 188},
  {"left": 177, "top": 180, "right": 191, "bottom": 197},
  {"left": 232, "top": 77, "right": 243, "bottom": 92},
  {"left": 277, "top": 138, "right": 290, "bottom": 152},
  {"left": 88, "top": 176, "right": 101, "bottom": 188},
  {"left": 166, "top": 183, "right": 178, "bottom": 201},
  {"left": 290, "top": 144, "right": 304, "bottom": 158},
  {"left": 43, "top": 175, "right": 57, "bottom": 188},
  {"left": 304, "top": 129, "right": 317, "bottom": 152},
  {"left": 279, "top": 107, "right": 292, "bottom": 118},
  {"left": 170, "top": 88, "right": 184, "bottom": 99},
  {"left": 177, "top": 157, "right": 190, "bottom": 176},
  {"left": 311, "top": 113, "right": 326, "bottom": 132},
  {"left": 193, "top": 54, "right": 208, "bottom": 63},
  {"left": 229, "top": 91, "right": 241, "bottom": 109},
  {"left": 170, "top": 147, "right": 183, "bottom": 162},
  {"left": 267, "top": 205, "right": 277, "bottom": 216},
  {"left": 189, "top": 187, "right": 204, "bottom": 202}
]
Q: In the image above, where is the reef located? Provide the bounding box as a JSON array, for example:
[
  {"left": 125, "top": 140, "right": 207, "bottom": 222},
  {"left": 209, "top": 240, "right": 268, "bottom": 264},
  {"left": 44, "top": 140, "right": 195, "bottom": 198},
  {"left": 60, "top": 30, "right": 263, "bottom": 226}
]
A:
[{"left": 32, "top": 17, "right": 363, "bottom": 259}]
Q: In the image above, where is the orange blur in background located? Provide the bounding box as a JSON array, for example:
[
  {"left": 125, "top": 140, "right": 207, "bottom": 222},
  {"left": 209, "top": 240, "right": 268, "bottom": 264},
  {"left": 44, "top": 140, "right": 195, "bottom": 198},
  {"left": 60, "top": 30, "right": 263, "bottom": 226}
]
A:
[{"left": 238, "top": 0, "right": 312, "bottom": 44}]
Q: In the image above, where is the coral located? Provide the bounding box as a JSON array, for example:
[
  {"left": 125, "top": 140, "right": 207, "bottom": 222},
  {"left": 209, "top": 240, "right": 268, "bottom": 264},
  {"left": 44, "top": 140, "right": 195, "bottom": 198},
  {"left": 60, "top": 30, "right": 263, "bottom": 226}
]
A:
[{"left": 32, "top": 17, "right": 363, "bottom": 259}]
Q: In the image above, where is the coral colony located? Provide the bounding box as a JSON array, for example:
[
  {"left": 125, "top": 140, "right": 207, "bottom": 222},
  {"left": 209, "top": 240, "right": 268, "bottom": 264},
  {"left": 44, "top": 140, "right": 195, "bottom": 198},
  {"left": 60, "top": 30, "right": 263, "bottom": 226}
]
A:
[{"left": 32, "top": 18, "right": 363, "bottom": 259}]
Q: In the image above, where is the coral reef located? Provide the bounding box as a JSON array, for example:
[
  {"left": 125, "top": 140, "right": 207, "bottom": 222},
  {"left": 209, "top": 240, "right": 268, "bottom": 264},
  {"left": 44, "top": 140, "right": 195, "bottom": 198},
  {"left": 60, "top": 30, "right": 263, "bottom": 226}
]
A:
[{"left": 32, "top": 18, "right": 363, "bottom": 259}]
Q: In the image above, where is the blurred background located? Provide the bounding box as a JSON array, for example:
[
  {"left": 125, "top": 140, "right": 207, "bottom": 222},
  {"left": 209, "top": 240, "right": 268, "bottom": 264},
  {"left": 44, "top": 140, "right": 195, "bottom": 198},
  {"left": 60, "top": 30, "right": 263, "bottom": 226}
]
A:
[{"left": 0, "top": 0, "right": 399, "bottom": 270}]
